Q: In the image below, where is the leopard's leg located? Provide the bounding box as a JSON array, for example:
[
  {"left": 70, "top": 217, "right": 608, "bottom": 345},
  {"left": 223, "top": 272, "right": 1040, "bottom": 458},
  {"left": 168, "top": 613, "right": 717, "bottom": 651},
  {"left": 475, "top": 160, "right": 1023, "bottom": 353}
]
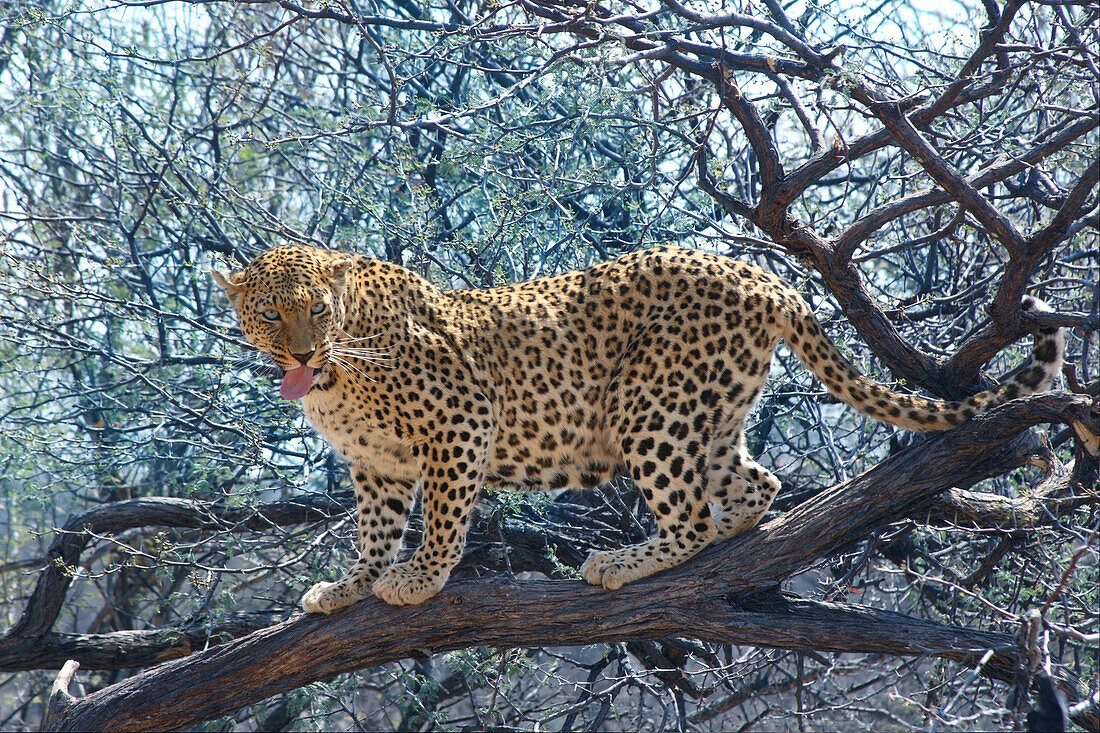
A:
[
  {"left": 372, "top": 433, "right": 487, "bottom": 606},
  {"left": 581, "top": 438, "right": 717, "bottom": 591},
  {"left": 706, "top": 431, "right": 781, "bottom": 540},
  {"left": 301, "top": 469, "right": 414, "bottom": 614}
]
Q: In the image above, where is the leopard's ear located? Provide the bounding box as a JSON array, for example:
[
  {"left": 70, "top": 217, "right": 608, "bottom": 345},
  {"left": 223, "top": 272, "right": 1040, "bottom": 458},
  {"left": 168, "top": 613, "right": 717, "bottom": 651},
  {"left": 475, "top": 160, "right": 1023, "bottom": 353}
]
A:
[
  {"left": 211, "top": 268, "right": 248, "bottom": 304},
  {"left": 329, "top": 258, "right": 352, "bottom": 278},
  {"left": 328, "top": 258, "right": 352, "bottom": 290}
]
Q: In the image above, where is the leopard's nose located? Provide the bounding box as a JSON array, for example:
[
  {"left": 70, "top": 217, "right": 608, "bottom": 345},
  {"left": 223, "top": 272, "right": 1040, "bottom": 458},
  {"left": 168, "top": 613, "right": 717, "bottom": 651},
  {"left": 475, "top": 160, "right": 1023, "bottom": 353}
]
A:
[{"left": 291, "top": 350, "right": 315, "bottom": 366}]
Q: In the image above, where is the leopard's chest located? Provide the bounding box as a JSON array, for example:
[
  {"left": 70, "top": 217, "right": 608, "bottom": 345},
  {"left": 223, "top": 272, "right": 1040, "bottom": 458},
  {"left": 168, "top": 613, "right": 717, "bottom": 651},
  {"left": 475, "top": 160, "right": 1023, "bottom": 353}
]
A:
[{"left": 301, "top": 392, "right": 419, "bottom": 481}]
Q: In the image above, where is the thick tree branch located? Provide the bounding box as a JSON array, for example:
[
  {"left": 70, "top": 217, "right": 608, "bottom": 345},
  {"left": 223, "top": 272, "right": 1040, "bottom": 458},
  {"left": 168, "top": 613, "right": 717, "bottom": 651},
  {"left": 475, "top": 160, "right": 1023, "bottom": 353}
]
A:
[
  {"left": 0, "top": 612, "right": 288, "bottom": 673},
  {"left": 1024, "top": 156, "right": 1099, "bottom": 261},
  {"left": 712, "top": 63, "right": 785, "bottom": 223},
  {"left": 44, "top": 587, "right": 1021, "bottom": 732},
  {"left": 775, "top": 218, "right": 961, "bottom": 393},
  {"left": 41, "top": 393, "right": 1097, "bottom": 730}
]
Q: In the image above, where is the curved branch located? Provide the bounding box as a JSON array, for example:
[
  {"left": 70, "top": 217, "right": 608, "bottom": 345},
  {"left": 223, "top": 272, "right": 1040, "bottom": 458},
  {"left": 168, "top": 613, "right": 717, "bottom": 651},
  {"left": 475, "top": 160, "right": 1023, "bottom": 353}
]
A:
[
  {"left": 660, "top": 0, "right": 828, "bottom": 66},
  {"left": 834, "top": 116, "right": 1099, "bottom": 263},
  {"left": 1025, "top": 157, "right": 1099, "bottom": 261},
  {"left": 923, "top": 0, "right": 1022, "bottom": 116},
  {"left": 712, "top": 64, "right": 785, "bottom": 220},
  {"left": 776, "top": 72, "right": 1015, "bottom": 208},
  {"left": 771, "top": 217, "right": 956, "bottom": 393},
  {"left": 854, "top": 93, "right": 1025, "bottom": 254},
  {"left": 944, "top": 156, "right": 1100, "bottom": 376}
]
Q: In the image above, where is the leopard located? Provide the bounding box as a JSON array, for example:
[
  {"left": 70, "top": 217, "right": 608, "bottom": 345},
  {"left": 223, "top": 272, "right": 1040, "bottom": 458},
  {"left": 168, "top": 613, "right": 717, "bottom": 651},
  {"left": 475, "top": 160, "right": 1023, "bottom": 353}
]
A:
[{"left": 212, "top": 244, "right": 1064, "bottom": 612}]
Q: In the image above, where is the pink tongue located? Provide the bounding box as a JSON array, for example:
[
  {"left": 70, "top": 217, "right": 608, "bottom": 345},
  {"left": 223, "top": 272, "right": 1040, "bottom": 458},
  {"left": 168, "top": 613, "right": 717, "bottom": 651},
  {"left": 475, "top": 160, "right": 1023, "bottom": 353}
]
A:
[{"left": 280, "top": 366, "right": 315, "bottom": 401}]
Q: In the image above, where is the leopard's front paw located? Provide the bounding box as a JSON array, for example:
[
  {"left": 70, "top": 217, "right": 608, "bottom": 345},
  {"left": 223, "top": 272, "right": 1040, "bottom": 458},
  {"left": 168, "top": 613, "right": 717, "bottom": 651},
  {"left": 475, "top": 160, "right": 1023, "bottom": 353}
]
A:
[
  {"left": 580, "top": 550, "right": 646, "bottom": 591},
  {"left": 301, "top": 579, "right": 365, "bottom": 614},
  {"left": 372, "top": 563, "right": 446, "bottom": 606},
  {"left": 581, "top": 550, "right": 621, "bottom": 590}
]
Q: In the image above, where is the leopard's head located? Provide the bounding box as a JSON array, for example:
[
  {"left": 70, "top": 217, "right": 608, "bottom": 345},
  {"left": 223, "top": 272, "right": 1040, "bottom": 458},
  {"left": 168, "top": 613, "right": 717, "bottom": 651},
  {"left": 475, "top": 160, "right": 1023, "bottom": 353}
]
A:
[{"left": 212, "top": 245, "right": 351, "bottom": 400}]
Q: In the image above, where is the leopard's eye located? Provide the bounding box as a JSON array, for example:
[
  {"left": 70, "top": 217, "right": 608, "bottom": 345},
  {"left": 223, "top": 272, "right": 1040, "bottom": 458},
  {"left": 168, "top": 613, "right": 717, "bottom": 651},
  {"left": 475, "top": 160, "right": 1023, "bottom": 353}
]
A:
[
  {"left": 310, "top": 302, "right": 326, "bottom": 315},
  {"left": 261, "top": 308, "right": 281, "bottom": 322}
]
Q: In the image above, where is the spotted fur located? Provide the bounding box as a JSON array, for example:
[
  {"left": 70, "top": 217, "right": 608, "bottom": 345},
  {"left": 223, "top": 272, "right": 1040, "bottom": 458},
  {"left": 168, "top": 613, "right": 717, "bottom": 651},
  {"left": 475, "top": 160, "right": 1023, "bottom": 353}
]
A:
[{"left": 213, "top": 245, "right": 1064, "bottom": 610}]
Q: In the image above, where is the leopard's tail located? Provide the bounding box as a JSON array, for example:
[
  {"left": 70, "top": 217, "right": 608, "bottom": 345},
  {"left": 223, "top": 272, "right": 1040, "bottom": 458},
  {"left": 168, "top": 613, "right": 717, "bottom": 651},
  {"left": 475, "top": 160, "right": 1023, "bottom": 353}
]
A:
[{"left": 779, "top": 295, "right": 1064, "bottom": 431}]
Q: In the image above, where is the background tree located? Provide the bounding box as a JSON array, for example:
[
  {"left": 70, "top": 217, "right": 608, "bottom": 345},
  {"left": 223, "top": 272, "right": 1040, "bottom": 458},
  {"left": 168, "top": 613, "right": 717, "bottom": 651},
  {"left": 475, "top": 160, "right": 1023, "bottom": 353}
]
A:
[{"left": 0, "top": 0, "right": 1097, "bottom": 730}]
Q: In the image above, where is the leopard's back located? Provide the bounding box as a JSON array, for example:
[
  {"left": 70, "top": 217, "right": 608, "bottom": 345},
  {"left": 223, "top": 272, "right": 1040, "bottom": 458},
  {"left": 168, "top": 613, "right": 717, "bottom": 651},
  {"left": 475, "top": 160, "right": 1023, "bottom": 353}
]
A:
[{"left": 439, "top": 248, "right": 789, "bottom": 492}]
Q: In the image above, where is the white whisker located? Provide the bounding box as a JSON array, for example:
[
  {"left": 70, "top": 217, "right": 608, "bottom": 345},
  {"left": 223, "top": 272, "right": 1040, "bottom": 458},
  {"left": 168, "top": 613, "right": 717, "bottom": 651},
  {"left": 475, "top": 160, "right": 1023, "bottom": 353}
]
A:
[
  {"left": 330, "top": 346, "right": 397, "bottom": 368},
  {"left": 334, "top": 331, "right": 385, "bottom": 343},
  {"left": 329, "top": 343, "right": 396, "bottom": 372},
  {"left": 237, "top": 351, "right": 280, "bottom": 373},
  {"left": 329, "top": 354, "right": 374, "bottom": 382},
  {"left": 338, "top": 357, "right": 395, "bottom": 370},
  {"left": 330, "top": 343, "right": 391, "bottom": 352},
  {"left": 333, "top": 349, "right": 395, "bottom": 361}
]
